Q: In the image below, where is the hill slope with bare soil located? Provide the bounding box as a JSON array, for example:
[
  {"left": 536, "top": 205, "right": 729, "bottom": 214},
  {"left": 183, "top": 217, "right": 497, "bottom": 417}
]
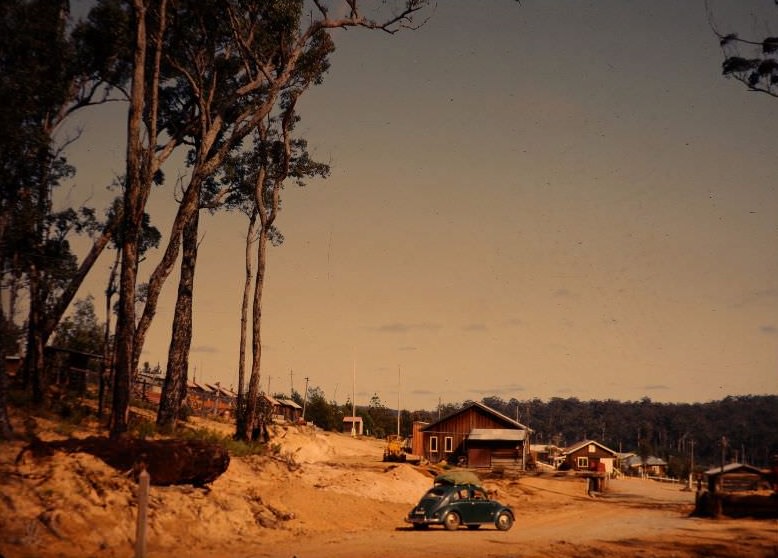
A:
[{"left": 1, "top": 412, "right": 776, "bottom": 558}]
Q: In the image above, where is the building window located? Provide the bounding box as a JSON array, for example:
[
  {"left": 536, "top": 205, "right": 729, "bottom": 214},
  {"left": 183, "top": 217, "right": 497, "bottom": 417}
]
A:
[
  {"left": 577, "top": 456, "right": 589, "bottom": 469},
  {"left": 444, "top": 436, "right": 454, "bottom": 453},
  {"left": 588, "top": 443, "right": 596, "bottom": 453},
  {"left": 430, "top": 436, "right": 438, "bottom": 452}
]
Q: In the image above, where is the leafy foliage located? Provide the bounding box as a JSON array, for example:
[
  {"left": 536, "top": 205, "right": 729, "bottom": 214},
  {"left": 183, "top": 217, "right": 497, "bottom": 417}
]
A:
[
  {"left": 50, "top": 296, "right": 105, "bottom": 355},
  {"left": 717, "top": 9, "right": 778, "bottom": 95}
]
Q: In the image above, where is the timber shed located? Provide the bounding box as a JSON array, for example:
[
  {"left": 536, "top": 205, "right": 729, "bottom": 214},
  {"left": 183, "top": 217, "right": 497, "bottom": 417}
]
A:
[
  {"left": 416, "top": 402, "right": 532, "bottom": 471},
  {"left": 704, "top": 463, "right": 768, "bottom": 493}
]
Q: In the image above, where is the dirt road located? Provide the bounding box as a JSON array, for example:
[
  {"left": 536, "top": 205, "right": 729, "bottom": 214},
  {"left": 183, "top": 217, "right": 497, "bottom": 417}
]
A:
[{"left": 237, "top": 476, "right": 777, "bottom": 558}]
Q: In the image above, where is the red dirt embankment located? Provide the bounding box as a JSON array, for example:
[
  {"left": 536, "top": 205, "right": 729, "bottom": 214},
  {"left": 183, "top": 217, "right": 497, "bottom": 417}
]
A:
[{"left": 1, "top": 415, "right": 776, "bottom": 558}]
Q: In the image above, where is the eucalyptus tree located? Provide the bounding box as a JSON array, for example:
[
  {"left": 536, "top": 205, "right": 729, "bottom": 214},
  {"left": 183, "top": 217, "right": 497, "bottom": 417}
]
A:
[
  {"left": 108, "top": 0, "right": 430, "bottom": 434},
  {"left": 715, "top": 7, "right": 778, "bottom": 97},
  {"left": 0, "top": 0, "right": 129, "bottom": 425},
  {"left": 219, "top": 112, "right": 329, "bottom": 439}
]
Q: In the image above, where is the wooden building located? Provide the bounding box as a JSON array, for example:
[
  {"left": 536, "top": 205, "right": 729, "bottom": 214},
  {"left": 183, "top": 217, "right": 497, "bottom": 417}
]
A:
[
  {"left": 560, "top": 440, "right": 618, "bottom": 473},
  {"left": 415, "top": 402, "right": 532, "bottom": 471},
  {"left": 620, "top": 454, "right": 668, "bottom": 477},
  {"left": 703, "top": 463, "right": 767, "bottom": 493},
  {"left": 277, "top": 398, "right": 303, "bottom": 423},
  {"left": 343, "top": 416, "right": 364, "bottom": 435}
]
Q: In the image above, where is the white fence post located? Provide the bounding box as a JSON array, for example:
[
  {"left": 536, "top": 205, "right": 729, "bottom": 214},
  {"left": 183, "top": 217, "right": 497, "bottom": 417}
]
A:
[{"left": 135, "top": 468, "right": 150, "bottom": 558}]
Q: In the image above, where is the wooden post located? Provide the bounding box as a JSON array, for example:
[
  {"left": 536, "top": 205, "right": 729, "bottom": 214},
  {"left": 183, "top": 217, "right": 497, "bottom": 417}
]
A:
[{"left": 135, "top": 468, "right": 150, "bottom": 558}]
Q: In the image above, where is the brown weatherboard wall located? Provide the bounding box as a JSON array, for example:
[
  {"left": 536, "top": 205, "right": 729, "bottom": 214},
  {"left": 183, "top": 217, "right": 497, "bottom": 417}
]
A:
[
  {"left": 565, "top": 443, "right": 615, "bottom": 470},
  {"left": 421, "top": 406, "right": 521, "bottom": 464}
]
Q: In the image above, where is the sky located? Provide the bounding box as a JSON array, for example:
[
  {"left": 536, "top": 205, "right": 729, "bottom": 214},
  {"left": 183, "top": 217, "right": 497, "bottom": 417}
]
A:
[{"left": 60, "top": 0, "right": 778, "bottom": 411}]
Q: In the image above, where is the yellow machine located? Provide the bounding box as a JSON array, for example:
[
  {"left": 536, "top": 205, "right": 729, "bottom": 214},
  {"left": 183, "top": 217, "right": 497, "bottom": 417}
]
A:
[{"left": 383, "top": 434, "right": 406, "bottom": 462}]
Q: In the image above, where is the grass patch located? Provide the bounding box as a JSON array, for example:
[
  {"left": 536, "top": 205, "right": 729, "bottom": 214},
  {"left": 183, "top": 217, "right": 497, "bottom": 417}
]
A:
[{"left": 179, "top": 426, "right": 268, "bottom": 457}]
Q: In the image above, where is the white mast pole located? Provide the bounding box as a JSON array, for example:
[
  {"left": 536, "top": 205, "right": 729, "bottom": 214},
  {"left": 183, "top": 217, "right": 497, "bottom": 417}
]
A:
[{"left": 351, "top": 350, "right": 356, "bottom": 437}]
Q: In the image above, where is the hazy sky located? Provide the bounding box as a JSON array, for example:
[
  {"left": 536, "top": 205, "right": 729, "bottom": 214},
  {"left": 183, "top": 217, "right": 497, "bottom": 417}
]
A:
[{"left": 62, "top": 0, "right": 778, "bottom": 410}]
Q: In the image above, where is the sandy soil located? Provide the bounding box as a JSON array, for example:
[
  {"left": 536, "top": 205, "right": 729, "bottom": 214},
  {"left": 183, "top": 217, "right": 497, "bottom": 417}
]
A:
[{"left": 1, "top": 412, "right": 776, "bottom": 558}]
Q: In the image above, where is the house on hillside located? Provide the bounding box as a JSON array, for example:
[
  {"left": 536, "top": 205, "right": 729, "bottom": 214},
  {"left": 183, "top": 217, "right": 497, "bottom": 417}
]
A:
[
  {"left": 413, "top": 402, "right": 532, "bottom": 471},
  {"left": 277, "top": 398, "right": 303, "bottom": 423},
  {"left": 560, "top": 440, "right": 618, "bottom": 473},
  {"left": 620, "top": 454, "right": 668, "bottom": 477},
  {"left": 44, "top": 346, "right": 103, "bottom": 394},
  {"left": 185, "top": 381, "right": 236, "bottom": 417}
]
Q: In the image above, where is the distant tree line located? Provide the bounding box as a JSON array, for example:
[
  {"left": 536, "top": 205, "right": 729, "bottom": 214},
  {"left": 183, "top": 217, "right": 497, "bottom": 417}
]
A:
[
  {"left": 277, "top": 386, "right": 778, "bottom": 473},
  {"left": 468, "top": 394, "right": 778, "bottom": 473}
]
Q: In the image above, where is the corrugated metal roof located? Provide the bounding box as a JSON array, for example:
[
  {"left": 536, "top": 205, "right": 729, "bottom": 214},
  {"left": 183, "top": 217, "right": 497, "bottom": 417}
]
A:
[
  {"left": 278, "top": 398, "right": 302, "bottom": 409},
  {"left": 562, "top": 439, "right": 618, "bottom": 456},
  {"left": 704, "top": 462, "right": 763, "bottom": 476},
  {"left": 468, "top": 428, "right": 526, "bottom": 441},
  {"left": 421, "top": 401, "right": 533, "bottom": 432},
  {"left": 261, "top": 394, "right": 281, "bottom": 406}
]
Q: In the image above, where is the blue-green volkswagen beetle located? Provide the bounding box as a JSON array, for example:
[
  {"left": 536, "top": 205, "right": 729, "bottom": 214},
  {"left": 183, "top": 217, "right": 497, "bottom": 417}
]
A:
[{"left": 405, "top": 483, "right": 515, "bottom": 531}]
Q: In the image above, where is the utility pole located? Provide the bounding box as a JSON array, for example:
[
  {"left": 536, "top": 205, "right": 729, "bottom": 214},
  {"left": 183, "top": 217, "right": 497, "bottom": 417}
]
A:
[
  {"left": 302, "top": 376, "right": 309, "bottom": 422},
  {"left": 396, "top": 365, "right": 401, "bottom": 437},
  {"left": 690, "top": 439, "right": 695, "bottom": 490},
  {"left": 290, "top": 369, "right": 294, "bottom": 395},
  {"left": 351, "top": 354, "right": 356, "bottom": 437}
]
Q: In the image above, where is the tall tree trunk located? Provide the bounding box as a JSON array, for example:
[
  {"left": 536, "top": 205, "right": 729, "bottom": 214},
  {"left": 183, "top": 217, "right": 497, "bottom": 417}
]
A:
[
  {"left": 132, "top": 180, "right": 202, "bottom": 374},
  {"left": 241, "top": 227, "right": 268, "bottom": 441},
  {"left": 157, "top": 207, "right": 199, "bottom": 430},
  {"left": 234, "top": 210, "right": 257, "bottom": 439},
  {"left": 111, "top": 0, "right": 169, "bottom": 439},
  {"left": 99, "top": 249, "right": 120, "bottom": 418},
  {"left": 24, "top": 266, "right": 46, "bottom": 403},
  {"left": 111, "top": 0, "right": 150, "bottom": 439},
  {"left": 0, "top": 289, "right": 14, "bottom": 440}
]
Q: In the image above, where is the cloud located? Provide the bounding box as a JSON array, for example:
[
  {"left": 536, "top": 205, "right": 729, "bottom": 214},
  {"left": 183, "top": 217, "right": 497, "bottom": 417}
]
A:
[
  {"left": 463, "top": 323, "right": 487, "bottom": 332},
  {"left": 733, "top": 288, "right": 778, "bottom": 309},
  {"left": 467, "top": 383, "right": 525, "bottom": 396},
  {"left": 398, "top": 346, "right": 418, "bottom": 351},
  {"left": 642, "top": 384, "right": 670, "bottom": 391},
  {"left": 191, "top": 345, "right": 219, "bottom": 354},
  {"left": 373, "top": 322, "right": 441, "bottom": 333},
  {"left": 759, "top": 325, "right": 776, "bottom": 334}
]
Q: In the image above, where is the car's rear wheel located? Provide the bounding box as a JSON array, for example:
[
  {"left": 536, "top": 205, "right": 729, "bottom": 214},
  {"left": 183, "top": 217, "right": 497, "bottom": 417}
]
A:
[
  {"left": 495, "top": 511, "right": 513, "bottom": 531},
  {"left": 443, "top": 511, "right": 460, "bottom": 531}
]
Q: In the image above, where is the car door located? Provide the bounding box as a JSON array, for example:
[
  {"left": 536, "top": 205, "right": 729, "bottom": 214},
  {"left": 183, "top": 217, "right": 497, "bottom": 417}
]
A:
[
  {"left": 467, "top": 486, "right": 497, "bottom": 524},
  {"left": 447, "top": 487, "right": 475, "bottom": 524}
]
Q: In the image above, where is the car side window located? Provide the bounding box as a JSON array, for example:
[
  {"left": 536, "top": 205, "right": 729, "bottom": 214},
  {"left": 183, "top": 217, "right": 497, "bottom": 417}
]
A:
[{"left": 472, "top": 488, "right": 486, "bottom": 500}]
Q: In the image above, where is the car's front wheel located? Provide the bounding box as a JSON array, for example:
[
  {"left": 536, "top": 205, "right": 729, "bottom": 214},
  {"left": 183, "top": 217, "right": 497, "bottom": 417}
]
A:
[
  {"left": 495, "top": 511, "right": 513, "bottom": 531},
  {"left": 443, "top": 511, "right": 461, "bottom": 531}
]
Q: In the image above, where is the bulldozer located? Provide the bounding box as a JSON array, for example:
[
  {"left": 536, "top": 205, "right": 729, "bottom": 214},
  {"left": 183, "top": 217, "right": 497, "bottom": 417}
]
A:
[{"left": 383, "top": 434, "right": 406, "bottom": 462}]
